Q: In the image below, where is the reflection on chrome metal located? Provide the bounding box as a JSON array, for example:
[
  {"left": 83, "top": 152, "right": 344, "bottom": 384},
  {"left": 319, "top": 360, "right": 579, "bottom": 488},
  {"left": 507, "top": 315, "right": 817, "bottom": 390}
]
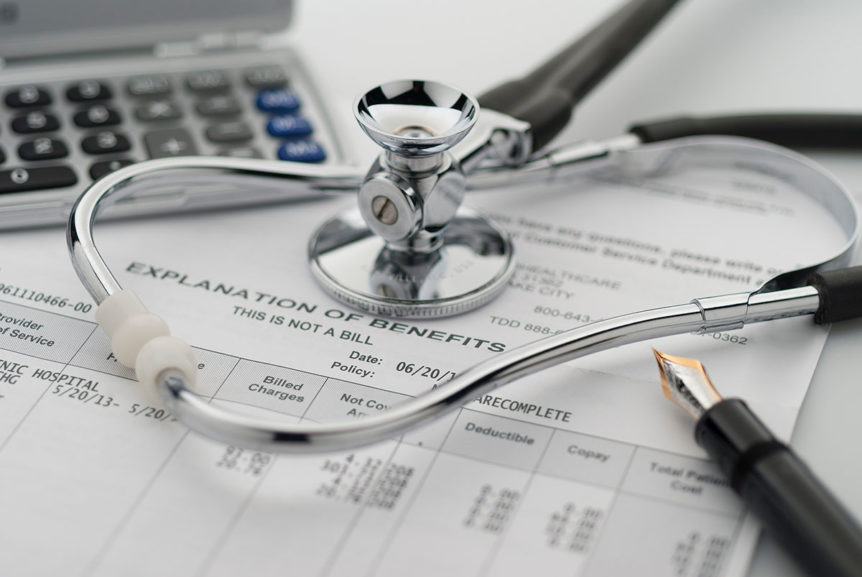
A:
[
  {"left": 308, "top": 207, "right": 514, "bottom": 318},
  {"left": 355, "top": 79, "right": 478, "bottom": 157},
  {"left": 371, "top": 248, "right": 446, "bottom": 301},
  {"left": 310, "top": 80, "right": 518, "bottom": 317}
]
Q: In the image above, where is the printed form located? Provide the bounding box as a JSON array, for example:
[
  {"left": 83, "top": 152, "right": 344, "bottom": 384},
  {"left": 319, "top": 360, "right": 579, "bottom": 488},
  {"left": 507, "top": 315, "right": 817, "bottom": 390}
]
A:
[{"left": 0, "top": 148, "right": 847, "bottom": 576}]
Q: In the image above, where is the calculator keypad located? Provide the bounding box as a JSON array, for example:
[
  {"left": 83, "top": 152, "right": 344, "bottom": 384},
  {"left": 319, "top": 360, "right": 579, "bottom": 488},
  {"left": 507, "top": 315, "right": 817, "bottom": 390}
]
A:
[{"left": 0, "top": 62, "right": 330, "bottom": 216}]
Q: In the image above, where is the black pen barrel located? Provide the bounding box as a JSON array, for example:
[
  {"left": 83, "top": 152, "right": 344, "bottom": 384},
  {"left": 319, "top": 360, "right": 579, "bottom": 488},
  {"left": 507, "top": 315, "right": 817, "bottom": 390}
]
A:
[{"left": 695, "top": 399, "right": 862, "bottom": 577}]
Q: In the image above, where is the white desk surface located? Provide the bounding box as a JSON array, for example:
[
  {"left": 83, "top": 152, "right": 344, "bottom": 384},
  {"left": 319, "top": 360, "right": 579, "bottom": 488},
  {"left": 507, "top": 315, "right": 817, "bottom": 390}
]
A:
[{"left": 290, "top": 1, "right": 862, "bottom": 575}]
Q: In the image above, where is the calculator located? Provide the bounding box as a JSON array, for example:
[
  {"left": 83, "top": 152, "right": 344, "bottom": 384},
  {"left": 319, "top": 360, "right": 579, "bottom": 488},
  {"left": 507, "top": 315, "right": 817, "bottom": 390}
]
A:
[{"left": 0, "top": 0, "right": 346, "bottom": 229}]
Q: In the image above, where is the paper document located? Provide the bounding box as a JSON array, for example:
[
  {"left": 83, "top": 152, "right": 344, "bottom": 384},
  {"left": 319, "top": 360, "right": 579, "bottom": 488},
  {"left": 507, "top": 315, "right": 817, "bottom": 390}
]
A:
[{"left": 0, "top": 146, "right": 845, "bottom": 576}]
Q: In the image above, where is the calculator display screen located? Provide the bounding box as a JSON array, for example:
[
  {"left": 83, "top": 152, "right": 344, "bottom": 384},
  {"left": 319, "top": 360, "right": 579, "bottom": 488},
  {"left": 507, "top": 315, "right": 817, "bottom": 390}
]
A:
[{"left": 0, "top": 0, "right": 292, "bottom": 59}]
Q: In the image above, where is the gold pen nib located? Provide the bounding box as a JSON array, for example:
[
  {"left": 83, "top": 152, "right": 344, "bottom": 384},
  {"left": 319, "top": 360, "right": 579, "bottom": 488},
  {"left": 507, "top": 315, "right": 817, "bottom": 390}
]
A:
[{"left": 653, "top": 349, "right": 723, "bottom": 420}]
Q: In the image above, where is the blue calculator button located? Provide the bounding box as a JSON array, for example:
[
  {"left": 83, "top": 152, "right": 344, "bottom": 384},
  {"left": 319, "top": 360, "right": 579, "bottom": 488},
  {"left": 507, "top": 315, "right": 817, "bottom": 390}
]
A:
[
  {"left": 256, "top": 88, "right": 301, "bottom": 113},
  {"left": 266, "top": 114, "right": 313, "bottom": 138},
  {"left": 277, "top": 140, "right": 326, "bottom": 163}
]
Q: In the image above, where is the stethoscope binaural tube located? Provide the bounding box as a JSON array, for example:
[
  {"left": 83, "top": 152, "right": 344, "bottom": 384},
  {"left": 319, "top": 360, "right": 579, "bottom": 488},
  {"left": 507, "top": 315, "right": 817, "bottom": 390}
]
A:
[
  {"left": 67, "top": 136, "right": 862, "bottom": 453},
  {"left": 153, "top": 287, "right": 828, "bottom": 453}
]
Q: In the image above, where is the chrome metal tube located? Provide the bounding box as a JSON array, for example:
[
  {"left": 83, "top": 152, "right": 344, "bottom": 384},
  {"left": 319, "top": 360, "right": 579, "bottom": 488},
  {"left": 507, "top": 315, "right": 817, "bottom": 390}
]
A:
[
  {"left": 156, "top": 285, "right": 821, "bottom": 453},
  {"left": 466, "top": 134, "right": 641, "bottom": 190},
  {"left": 67, "top": 156, "right": 365, "bottom": 303}
]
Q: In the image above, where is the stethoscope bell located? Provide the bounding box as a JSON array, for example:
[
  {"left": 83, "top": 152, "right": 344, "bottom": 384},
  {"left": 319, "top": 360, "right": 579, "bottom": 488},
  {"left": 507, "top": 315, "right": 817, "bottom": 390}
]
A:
[{"left": 308, "top": 80, "right": 515, "bottom": 318}]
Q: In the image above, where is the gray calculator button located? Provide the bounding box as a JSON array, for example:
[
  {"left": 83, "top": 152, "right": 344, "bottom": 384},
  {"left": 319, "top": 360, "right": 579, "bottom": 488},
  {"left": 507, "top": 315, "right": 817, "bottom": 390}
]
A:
[
  {"left": 135, "top": 100, "right": 183, "bottom": 122},
  {"left": 205, "top": 121, "right": 253, "bottom": 143},
  {"left": 144, "top": 128, "right": 198, "bottom": 158},
  {"left": 196, "top": 95, "right": 241, "bottom": 117},
  {"left": 244, "top": 66, "right": 288, "bottom": 88},
  {"left": 127, "top": 75, "right": 172, "bottom": 97},
  {"left": 186, "top": 70, "right": 231, "bottom": 93}
]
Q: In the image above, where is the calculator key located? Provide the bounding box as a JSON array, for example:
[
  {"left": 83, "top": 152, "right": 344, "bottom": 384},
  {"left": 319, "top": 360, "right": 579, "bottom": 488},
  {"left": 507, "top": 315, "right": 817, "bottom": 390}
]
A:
[
  {"left": 144, "top": 128, "right": 198, "bottom": 158},
  {"left": 0, "top": 165, "right": 77, "bottom": 194},
  {"left": 266, "top": 114, "right": 313, "bottom": 138},
  {"left": 205, "top": 121, "right": 253, "bottom": 143},
  {"left": 81, "top": 131, "right": 131, "bottom": 155},
  {"left": 11, "top": 111, "right": 61, "bottom": 134},
  {"left": 127, "top": 75, "right": 172, "bottom": 97},
  {"left": 89, "top": 158, "right": 134, "bottom": 180},
  {"left": 219, "top": 146, "right": 263, "bottom": 158},
  {"left": 186, "top": 70, "right": 231, "bottom": 93},
  {"left": 5, "top": 86, "right": 52, "bottom": 108},
  {"left": 256, "top": 88, "right": 300, "bottom": 113},
  {"left": 244, "top": 66, "right": 288, "bottom": 88},
  {"left": 18, "top": 138, "right": 69, "bottom": 161},
  {"left": 277, "top": 140, "right": 326, "bottom": 163},
  {"left": 73, "top": 105, "right": 121, "bottom": 128},
  {"left": 66, "top": 80, "right": 112, "bottom": 102},
  {"left": 196, "top": 95, "right": 241, "bottom": 117},
  {"left": 135, "top": 100, "right": 183, "bottom": 122}
]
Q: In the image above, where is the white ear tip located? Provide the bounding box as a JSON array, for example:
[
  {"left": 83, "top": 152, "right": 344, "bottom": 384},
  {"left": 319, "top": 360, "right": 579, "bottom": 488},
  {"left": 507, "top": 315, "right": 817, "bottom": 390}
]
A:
[
  {"left": 112, "top": 313, "right": 170, "bottom": 366},
  {"left": 96, "top": 290, "right": 148, "bottom": 335},
  {"left": 96, "top": 290, "right": 170, "bottom": 367},
  {"left": 96, "top": 290, "right": 196, "bottom": 397},
  {"left": 135, "top": 336, "right": 197, "bottom": 394}
]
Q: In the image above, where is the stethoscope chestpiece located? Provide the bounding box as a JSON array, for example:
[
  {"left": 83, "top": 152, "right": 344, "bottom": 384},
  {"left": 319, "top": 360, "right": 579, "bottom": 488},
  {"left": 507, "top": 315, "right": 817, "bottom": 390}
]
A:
[{"left": 308, "top": 80, "right": 515, "bottom": 318}]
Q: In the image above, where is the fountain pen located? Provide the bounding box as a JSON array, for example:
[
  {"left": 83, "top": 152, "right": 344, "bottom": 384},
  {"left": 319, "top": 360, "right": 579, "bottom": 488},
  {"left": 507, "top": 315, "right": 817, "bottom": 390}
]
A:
[{"left": 653, "top": 349, "right": 862, "bottom": 577}]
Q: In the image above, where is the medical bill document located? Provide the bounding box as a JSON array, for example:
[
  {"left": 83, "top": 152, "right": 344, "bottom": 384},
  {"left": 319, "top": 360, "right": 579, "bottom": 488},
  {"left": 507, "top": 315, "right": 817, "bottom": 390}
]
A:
[{"left": 0, "top": 145, "right": 847, "bottom": 576}]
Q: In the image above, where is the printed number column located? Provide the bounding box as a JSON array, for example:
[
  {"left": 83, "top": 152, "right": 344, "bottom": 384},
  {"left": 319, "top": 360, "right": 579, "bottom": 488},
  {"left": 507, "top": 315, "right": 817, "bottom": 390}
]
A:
[
  {"left": 371, "top": 409, "right": 553, "bottom": 577},
  {"left": 483, "top": 430, "right": 635, "bottom": 576},
  {"left": 322, "top": 401, "right": 460, "bottom": 577},
  {"left": 202, "top": 378, "right": 410, "bottom": 576},
  {"left": 584, "top": 447, "right": 745, "bottom": 576}
]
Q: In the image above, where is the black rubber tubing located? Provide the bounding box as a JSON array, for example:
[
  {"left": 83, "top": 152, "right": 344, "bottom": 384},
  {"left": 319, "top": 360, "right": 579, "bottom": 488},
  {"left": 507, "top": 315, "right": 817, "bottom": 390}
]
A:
[
  {"left": 630, "top": 114, "right": 862, "bottom": 149},
  {"left": 478, "top": 0, "right": 681, "bottom": 151},
  {"left": 810, "top": 267, "right": 862, "bottom": 324}
]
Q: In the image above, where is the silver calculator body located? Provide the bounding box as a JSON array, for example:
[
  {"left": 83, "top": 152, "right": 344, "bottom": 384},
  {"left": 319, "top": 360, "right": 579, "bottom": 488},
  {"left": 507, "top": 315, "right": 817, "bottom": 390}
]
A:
[{"left": 0, "top": 0, "right": 346, "bottom": 229}]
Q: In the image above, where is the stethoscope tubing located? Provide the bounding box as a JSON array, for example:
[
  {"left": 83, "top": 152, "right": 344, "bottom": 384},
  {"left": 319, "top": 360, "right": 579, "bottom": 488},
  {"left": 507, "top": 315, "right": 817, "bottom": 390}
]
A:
[
  {"left": 153, "top": 286, "right": 820, "bottom": 453},
  {"left": 68, "top": 156, "right": 365, "bottom": 303},
  {"left": 67, "top": 136, "right": 854, "bottom": 453}
]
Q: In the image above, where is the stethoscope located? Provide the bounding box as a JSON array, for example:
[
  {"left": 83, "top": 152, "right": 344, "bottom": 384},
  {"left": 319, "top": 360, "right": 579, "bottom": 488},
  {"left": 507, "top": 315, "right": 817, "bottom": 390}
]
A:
[{"left": 67, "top": 0, "right": 862, "bottom": 452}]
